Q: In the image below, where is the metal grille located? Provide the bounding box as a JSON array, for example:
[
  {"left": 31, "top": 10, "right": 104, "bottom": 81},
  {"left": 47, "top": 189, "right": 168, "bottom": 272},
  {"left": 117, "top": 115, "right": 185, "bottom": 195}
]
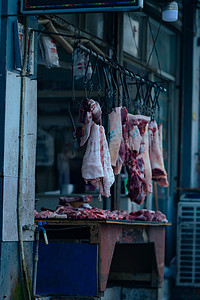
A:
[{"left": 177, "top": 201, "right": 200, "bottom": 286}]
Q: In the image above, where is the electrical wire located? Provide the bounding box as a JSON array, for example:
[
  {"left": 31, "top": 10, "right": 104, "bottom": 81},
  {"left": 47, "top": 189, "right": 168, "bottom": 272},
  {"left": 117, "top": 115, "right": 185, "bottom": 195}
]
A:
[
  {"left": 47, "top": 14, "right": 113, "bottom": 50},
  {"left": 36, "top": 15, "right": 166, "bottom": 92},
  {"left": 78, "top": 43, "right": 166, "bottom": 92},
  {"left": 147, "top": 17, "right": 163, "bottom": 80},
  {"left": 127, "top": 13, "right": 142, "bottom": 62},
  {"left": 145, "top": 20, "right": 161, "bottom": 73},
  {"left": 32, "top": 28, "right": 77, "bottom": 38}
]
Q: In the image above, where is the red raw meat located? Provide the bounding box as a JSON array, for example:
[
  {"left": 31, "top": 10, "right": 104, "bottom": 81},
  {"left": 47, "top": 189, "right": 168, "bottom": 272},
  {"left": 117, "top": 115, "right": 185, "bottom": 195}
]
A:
[
  {"left": 59, "top": 195, "right": 92, "bottom": 205},
  {"left": 125, "top": 115, "right": 151, "bottom": 204},
  {"left": 121, "top": 107, "right": 129, "bottom": 125},
  {"left": 34, "top": 210, "right": 57, "bottom": 219},
  {"left": 35, "top": 206, "right": 168, "bottom": 223}
]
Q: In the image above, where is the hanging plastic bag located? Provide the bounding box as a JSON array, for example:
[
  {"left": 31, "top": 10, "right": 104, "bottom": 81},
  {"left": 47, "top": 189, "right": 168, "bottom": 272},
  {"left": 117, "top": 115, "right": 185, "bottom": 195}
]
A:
[
  {"left": 40, "top": 35, "right": 60, "bottom": 68},
  {"left": 37, "top": 36, "right": 46, "bottom": 66},
  {"left": 73, "top": 48, "right": 92, "bottom": 80}
]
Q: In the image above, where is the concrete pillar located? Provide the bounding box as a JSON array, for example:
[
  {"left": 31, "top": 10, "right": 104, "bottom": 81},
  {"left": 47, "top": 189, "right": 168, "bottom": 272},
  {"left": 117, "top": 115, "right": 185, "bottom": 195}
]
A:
[
  {"left": 0, "top": 1, "right": 37, "bottom": 298},
  {"left": 191, "top": 9, "right": 200, "bottom": 187},
  {"left": 180, "top": 0, "right": 196, "bottom": 188}
]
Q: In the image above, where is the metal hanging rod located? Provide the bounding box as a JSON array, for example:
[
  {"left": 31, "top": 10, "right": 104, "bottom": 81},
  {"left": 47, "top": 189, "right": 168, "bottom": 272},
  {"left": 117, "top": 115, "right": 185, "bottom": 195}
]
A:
[
  {"left": 32, "top": 29, "right": 77, "bottom": 39},
  {"left": 33, "top": 27, "right": 166, "bottom": 92},
  {"left": 77, "top": 43, "right": 167, "bottom": 93}
]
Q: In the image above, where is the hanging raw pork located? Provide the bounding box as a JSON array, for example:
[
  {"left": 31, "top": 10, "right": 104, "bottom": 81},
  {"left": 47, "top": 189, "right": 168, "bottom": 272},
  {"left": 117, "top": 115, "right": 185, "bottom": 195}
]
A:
[
  {"left": 109, "top": 107, "right": 129, "bottom": 175},
  {"left": 125, "top": 115, "right": 152, "bottom": 204},
  {"left": 149, "top": 121, "right": 168, "bottom": 187},
  {"left": 81, "top": 123, "right": 114, "bottom": 198}
]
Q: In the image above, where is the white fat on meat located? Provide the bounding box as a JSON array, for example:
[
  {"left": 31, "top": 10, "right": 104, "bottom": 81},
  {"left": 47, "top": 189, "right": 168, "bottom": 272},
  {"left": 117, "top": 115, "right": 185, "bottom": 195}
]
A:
[
  {"left": 109, "top": 107, "right": 122, "bottom": 166},
  {"left": 126, "top": 125, "right": 142, "bottom": 153},
  {"left": 82, "top": 123, "right": 104, "bottom": 180},
  {"left": 142, "top": 122, "right": 152, "bottom": 193},
  {"left": 100, "top": 126, "right": 115, "bottom": 197},
  {"left": 82, "top": 123, "right": 115, "bottom": 198},
  {"left": 113, "top": 137, "right": 126, "bottom": 175},
  {"left": 157, "top": 123, "right": 169, "bottom": 187},
  {"left": 113, "top": 154, "right": 123, "bottom": 175}
]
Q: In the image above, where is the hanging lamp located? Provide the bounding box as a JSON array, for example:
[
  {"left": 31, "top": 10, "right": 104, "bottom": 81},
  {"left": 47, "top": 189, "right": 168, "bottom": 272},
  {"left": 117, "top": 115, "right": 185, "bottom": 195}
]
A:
[{"left": 162, "top": 1, "right": 178, "bottom": 22}]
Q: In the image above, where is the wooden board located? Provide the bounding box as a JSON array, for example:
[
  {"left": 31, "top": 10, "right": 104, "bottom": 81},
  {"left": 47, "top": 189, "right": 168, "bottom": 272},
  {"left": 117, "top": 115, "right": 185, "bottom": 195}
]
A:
[{"left": 35, "top": 218, "right": 171, "bottom": 226}]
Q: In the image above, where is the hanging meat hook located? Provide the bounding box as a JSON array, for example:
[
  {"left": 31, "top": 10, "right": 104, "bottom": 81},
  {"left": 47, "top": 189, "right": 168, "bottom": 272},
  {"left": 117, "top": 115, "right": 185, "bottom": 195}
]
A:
[
  {"left": 115, "top": 66, "right": 123, "bottom": 107},
  {"left": 108, "top": 65, "right": 118, "bottom": 110},
  {"left": 119, "top": 71, "right": 127, "bottom": 107},
  {"left": 102, "top": 65, "right": 113, "bottom": 114},
  {"left": 134, "top": 77, "right": 143, "bottom": 114},
  {"left": 143, "top": 81, "right": 153, "bottom": 116},
  {"left": 68, "top": 48, "right": 80, "bottom": 157},
  {"left": 123, "top": 73, "right": 131, "bottom": 111},
  {"left": 152, "top": 84, "right": 161, "bottom": 122},
  {"left": 83, "top": 49, "right": 93, "bottom": 99},
  {"left": 88, "top": 52, "right": 99, "bottom": 99},
  {"left": 96, "top": 56, "right": 103, "bottom": 105}
]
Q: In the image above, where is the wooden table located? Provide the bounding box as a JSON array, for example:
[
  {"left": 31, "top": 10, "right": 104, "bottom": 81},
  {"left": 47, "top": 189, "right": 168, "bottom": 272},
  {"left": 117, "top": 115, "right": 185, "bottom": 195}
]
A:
[{"left": 35, "top": 219, "right": 169, "bottom": 298}]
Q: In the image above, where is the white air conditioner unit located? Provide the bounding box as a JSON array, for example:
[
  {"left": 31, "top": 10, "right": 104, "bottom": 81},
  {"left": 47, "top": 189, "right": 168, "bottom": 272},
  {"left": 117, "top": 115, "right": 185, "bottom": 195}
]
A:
[{"left": 177, "top": 195, "right": 200, "bottom": 286}]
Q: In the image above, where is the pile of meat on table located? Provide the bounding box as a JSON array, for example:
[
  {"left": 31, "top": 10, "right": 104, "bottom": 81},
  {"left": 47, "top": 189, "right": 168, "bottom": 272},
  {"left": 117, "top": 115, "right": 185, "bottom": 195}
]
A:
[
  {"left": 35, "top": 195, "right": 168, "bottom": 223},
  {"left": 109, "top": 107, "right": 168, "bottom": 204}
]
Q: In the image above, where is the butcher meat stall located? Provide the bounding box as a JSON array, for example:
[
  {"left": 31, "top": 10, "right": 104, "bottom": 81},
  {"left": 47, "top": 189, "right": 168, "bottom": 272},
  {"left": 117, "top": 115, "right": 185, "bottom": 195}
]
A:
[
  {"left": 34, "top": 48, "right": 170, "bottom": 299},
  {"left": 35, "top": 217, "right": 169, "bottom": 298}
]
